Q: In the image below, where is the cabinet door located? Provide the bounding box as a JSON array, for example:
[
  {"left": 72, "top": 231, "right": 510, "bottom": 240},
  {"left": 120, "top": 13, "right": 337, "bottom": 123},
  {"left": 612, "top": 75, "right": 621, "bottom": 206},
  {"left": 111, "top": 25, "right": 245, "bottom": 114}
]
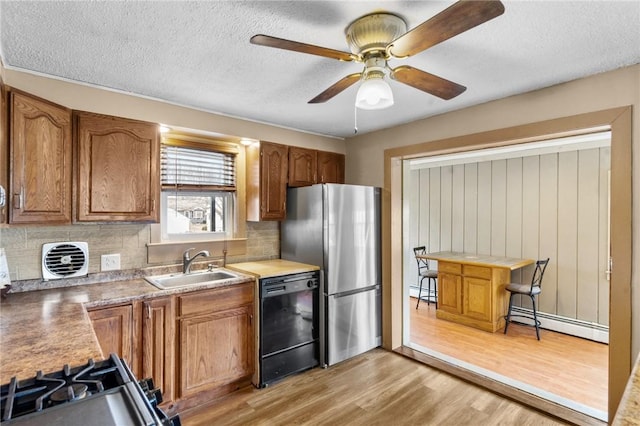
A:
[
  {"left": 438, "top": 272, "right": 462, "bottom": 314},
  {"left": 88, "top": 305, "right": 134, "bottom": 369},
  {"left": 463, "top": 277, "right": 492, "bottom": 321},
  {"left": 317, "top": 151, "right": 345, "bottom": 184},
  {"left": 0, "top": 84, "right": 8, "bottom": 224},
  {"left": 259, "top": 142, "right": 288, "bottom": 220},
  {"left": 179, "top": 304, "right": 254, "bottom": 398},
  {"left": 288, "top": 146, "right": 317, "bottom": 187},
  {"left": 75, "top": 112, "right": 159, "bottom": 222},
  {"left": 9, "top": 91, "right": 72, "bottom": 224},
  {"left": 142, "top": 297, "right": 175, "bottom": 404}
]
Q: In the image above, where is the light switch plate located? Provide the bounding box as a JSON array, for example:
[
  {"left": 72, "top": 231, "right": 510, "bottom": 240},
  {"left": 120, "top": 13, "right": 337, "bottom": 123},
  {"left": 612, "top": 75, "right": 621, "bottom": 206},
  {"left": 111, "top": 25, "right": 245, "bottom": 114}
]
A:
[{"left": 101, "top": 254, "right": 121, "bottom": 271}]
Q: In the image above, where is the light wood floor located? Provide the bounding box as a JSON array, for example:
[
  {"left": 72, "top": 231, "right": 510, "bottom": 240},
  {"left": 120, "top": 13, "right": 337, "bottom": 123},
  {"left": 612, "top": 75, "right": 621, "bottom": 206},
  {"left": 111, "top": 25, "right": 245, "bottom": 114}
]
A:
[
  {"left": 409, "top": 298, "right": 608, "bottom": 414},
  {"left": 182, "top": 348, "right": 569, "bottom": 426}
]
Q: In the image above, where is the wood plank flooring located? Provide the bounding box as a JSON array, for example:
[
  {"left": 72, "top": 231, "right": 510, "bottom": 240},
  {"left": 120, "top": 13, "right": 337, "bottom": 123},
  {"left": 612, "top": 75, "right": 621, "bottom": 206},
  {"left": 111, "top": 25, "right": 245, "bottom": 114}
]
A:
[
  {"left": 409, "top": 298, "right": 608, "bottom": 414},
  {"left": 181, "top": 348, "right": 569, "bottom": 426}
]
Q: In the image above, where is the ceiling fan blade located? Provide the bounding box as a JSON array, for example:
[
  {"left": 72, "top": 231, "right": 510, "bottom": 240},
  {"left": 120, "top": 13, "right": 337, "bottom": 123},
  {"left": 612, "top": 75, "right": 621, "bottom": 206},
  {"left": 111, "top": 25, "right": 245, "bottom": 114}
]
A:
[
  {"left": 388, "top": 0, "right": 505, "bottom": 58},
  {"left": 392, "top": 66, "right": 466, "bottom": 100},
  {"left": 308, "top": 73, "right": 362, "bottom": 104},
  {"left": 251, "top": 35, "right": 356, "bottom": 62}
]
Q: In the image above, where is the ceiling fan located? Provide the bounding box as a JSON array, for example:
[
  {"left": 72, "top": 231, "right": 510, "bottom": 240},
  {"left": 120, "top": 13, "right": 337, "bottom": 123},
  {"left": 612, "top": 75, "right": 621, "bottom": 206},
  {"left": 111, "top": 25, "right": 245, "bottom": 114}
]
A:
[{"left": 250, "top": 0, "right": 505, "bottom": 110}]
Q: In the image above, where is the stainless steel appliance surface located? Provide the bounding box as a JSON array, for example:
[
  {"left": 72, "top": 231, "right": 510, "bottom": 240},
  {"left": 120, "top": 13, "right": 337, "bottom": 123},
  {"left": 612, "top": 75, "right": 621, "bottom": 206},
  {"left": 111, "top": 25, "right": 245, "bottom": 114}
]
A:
[
  {"left": 281, "top": 184, "right": 382, "bottom": 366},
  {"left": 259, "top": 271, "right": 320, "bottom": 387},
  {"left": 0, "top": 354, "right": 179, "bottom": 426}
]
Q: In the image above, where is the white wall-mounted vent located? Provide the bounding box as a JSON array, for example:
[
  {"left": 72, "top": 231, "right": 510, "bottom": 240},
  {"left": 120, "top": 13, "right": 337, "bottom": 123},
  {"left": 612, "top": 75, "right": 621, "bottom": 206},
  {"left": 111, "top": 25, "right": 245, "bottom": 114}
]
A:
[{"left": 42, "top": 242, "right": 89, "bottom": 280}]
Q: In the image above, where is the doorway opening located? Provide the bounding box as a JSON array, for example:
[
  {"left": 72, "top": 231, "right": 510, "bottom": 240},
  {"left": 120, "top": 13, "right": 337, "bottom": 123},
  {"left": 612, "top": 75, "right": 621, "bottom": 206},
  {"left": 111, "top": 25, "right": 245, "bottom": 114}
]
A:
[
  {"left": 401, "top": 131, "right": 611, "bottom": 420},
  {"left": 383, "top": 108, "right": 633, "bottom": 424}
]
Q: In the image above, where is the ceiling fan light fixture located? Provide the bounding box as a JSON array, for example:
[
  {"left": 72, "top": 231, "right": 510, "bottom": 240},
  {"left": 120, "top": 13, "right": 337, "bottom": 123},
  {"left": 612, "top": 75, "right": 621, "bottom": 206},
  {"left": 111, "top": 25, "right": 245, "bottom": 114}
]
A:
[{"left": 355, "top": 75, "right": 393, "bottom": 110}]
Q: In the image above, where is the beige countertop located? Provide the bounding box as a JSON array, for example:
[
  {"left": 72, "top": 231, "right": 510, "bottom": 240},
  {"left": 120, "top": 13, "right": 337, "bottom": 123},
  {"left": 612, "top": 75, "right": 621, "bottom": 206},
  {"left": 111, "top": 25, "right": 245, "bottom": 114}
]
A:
[
  {"left": 420, "top": 251, "right": 534, "bottom": 270},
  {"left": 226, "top": 259, "right": 320, "bottom": 278},
  {"left": 0, "top": 269, "right": 252, "bottom": 383}
]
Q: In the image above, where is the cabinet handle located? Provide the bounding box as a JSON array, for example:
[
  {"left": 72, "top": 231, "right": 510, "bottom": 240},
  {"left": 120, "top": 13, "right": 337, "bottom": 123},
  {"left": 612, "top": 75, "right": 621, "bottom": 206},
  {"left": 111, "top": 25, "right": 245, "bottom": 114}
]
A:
[
  {"left": 146, "top": 303, "right": 151, "bottom": 319},
  {"left": 13, "top": 191, "right": 21, "bottom": 209},
  {"left": 249, "top": 314, "right": 253, "bottom": 326},
  {"left": 150, "top": 199, "right": 155, "bottom": 212}
]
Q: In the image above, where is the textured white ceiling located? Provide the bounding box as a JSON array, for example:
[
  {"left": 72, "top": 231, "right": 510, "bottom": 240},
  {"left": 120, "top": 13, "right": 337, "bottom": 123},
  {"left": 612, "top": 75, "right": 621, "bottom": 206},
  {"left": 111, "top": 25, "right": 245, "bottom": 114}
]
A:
[{"left": 1, "top": 1, "right": 638, "bottom": 139}]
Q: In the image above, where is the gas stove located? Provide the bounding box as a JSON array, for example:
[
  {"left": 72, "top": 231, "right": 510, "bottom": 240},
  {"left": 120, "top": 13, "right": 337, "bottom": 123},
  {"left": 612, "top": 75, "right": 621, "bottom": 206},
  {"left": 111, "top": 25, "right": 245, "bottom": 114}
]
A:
[{"left": 0, "top": 354, "right": 179, "bottom": 426}]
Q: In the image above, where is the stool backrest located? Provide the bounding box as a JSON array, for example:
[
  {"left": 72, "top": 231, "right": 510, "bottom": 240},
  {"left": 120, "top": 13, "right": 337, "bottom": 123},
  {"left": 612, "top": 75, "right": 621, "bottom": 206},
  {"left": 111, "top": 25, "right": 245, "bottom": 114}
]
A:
[
  {"left": 413, "top": 246, "right": 430, "bottom": 271},
  {"left": 530, "top": 258, "right": 550, "bottom": 292}
]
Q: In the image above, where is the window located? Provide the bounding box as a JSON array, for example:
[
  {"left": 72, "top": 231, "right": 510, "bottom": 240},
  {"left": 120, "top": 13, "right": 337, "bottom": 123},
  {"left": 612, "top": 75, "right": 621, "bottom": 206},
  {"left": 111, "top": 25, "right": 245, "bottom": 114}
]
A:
[{"left": 160, "top": 137, "right": 238, "bottom": 242}]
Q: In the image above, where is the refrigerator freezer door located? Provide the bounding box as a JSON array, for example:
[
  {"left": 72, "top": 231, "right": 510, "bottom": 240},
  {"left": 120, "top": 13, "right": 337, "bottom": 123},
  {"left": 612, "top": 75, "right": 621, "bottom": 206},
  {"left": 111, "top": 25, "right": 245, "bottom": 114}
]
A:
[
  {"left": 281, "top": 185, "right": 324, "bottom": 268},
  {"left": 324, "top": 184, "right": 381, "bottom": 295},
  {"left": 326, "top": 286, "right": 381, "bottom": 366}
]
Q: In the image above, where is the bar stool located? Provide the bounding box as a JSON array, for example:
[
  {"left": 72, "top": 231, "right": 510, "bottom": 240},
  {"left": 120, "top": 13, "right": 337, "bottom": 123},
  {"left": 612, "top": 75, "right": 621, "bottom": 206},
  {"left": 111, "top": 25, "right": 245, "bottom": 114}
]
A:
[
  {"left": 504, "top": 258, "right": 550, "bottom": 340},
  {"left": 413, "top": 246, "right": 438, "bottom": 309}
]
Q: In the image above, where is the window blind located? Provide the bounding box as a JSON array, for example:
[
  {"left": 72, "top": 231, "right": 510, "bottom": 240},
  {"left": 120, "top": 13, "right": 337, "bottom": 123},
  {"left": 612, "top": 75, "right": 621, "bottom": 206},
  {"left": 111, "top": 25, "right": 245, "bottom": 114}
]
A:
[{"left": 161, "top": 143, "right": 236, "bottom": 190}]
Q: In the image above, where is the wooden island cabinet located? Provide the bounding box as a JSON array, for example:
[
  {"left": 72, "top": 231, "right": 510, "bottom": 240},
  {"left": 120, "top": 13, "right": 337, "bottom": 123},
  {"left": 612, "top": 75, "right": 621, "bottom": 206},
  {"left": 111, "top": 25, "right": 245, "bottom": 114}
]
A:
[{"left": 419, "top": 252, "right": 534, "bottom": 333}]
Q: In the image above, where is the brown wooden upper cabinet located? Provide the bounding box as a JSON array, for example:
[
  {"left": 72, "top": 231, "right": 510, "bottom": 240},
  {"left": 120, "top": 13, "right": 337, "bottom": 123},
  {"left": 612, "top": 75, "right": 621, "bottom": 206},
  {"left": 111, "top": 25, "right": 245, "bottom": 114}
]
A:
[
  {"left": 9, "top": 91, "right": 73, "bottom": 224},
  {"left": 288, "top": 146, "right": 317, "bottom": 187},
  {"left": 289, "top": 147, "right": 345, "bottom": 188},
  {"left": 75, "top": 111, "right": 159, "bottom": 222},
  {"left": 0, "top": 84, "right": 8, "bottom": 224},
  {"left": 246, "top": 141, "right": 288, "bottom": 221},
  {"left": 317, "top": 150, "right": 345, "bottom": 184}
]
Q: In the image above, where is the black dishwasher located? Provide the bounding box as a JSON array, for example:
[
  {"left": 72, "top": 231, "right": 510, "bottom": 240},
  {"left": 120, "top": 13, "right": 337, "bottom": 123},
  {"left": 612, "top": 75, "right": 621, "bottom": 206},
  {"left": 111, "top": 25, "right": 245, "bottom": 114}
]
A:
[{"left": 259, "top": 271, "right": 319, "bottom": 387}]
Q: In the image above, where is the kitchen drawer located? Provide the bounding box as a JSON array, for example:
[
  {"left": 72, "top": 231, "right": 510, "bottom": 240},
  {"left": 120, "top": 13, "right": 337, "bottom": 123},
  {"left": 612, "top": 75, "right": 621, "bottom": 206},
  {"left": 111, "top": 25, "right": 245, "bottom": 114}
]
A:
[
  {"left": 438, "top": 262, "right": 461, "bottom": 275},
  {"left": 178, "top": 282, "right": 253, "bottom": 317},
  {"left": 463, "top": 265, "right": 491, "bottom": 279}
]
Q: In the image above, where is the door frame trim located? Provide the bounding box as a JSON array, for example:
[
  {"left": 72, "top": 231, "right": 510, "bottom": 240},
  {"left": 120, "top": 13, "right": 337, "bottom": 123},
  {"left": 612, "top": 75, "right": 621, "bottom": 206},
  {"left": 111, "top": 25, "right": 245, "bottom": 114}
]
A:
[{"left": 382, "top": 106, "right": 632, "bottom": 423}]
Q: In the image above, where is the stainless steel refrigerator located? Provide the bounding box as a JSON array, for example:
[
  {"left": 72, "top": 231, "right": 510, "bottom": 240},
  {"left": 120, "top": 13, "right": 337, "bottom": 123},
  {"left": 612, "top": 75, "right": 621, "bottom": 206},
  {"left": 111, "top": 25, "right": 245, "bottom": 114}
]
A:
[{"left": 281, "top": 184, "right": 381, "bottom": 366}]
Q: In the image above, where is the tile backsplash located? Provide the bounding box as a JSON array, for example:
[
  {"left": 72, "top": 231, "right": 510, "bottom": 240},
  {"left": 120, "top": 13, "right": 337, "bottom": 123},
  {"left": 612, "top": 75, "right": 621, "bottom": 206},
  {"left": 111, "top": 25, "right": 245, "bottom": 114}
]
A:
[{"left": 0, "top": 221, "right": 280, "bottom": 281}]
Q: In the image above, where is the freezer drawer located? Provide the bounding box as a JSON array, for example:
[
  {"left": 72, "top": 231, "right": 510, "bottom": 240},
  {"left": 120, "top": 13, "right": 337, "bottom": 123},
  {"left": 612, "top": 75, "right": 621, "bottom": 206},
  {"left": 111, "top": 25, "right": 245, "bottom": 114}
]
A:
[{"left": 326, "top": 286, "right": 381, "bottom": 366}]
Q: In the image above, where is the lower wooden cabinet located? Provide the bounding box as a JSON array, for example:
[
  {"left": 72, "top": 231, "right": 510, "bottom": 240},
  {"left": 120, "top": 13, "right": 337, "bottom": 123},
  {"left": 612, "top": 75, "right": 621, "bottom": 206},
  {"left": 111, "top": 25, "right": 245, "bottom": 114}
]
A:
[
  {"left": 176, "top": 283, "right": 254, "bottom": 402},
  {"left": 438, "top": 272, "right": 463, "bottom": 314},
  {"left": 141, "top": 296, "right": 175, "bottom": 405},
  {"left": 88, "top": 304, "right": 136, "bottom": 374},
  {"left": 88, "top": 282, "right": 254, "bottom": 413}
]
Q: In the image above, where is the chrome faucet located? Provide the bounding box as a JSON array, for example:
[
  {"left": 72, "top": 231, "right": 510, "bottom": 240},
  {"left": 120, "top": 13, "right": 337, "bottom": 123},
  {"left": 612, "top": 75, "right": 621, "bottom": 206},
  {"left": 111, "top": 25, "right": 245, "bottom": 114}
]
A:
[{"left": 183, "top": 248, "right": 210, "bottom": 274}]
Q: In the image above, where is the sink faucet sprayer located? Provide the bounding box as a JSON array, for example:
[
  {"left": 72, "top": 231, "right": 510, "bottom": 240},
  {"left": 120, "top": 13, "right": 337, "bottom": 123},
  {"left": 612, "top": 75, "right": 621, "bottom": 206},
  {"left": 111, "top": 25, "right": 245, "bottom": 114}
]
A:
[{"left": 183, "top": 248, "right": 210, "bottom": 274}]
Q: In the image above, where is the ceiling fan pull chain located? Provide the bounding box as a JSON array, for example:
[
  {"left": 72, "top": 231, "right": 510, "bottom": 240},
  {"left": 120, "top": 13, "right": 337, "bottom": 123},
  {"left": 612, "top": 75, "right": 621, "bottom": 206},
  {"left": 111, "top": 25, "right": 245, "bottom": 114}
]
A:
[{"left": 354, "top": 104, "right": 358, "bottom": 134}]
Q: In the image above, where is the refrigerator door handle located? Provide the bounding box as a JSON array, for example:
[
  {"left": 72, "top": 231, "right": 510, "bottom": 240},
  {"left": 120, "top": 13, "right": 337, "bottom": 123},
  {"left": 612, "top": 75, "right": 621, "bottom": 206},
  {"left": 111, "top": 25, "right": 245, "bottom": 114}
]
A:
[{"left": 332, "top": 284, "right": 380, "bottom": 298}]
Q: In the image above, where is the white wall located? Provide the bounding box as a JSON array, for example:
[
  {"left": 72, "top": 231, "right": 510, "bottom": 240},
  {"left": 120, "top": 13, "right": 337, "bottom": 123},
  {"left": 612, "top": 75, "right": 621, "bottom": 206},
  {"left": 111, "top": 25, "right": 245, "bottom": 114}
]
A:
[
  {"left": 404, "top": 146, "right": 611, "bottom": 327},
  {"left": 346, "top": 64, "right": 640, "bottom": 357}
]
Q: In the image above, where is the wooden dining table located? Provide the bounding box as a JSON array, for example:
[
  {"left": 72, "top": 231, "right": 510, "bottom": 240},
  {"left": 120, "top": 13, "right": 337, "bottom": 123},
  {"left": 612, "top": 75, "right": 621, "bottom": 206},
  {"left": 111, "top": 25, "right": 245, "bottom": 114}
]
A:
[{"left": 417, "top": 251, "right": 534, "bottom": 332}]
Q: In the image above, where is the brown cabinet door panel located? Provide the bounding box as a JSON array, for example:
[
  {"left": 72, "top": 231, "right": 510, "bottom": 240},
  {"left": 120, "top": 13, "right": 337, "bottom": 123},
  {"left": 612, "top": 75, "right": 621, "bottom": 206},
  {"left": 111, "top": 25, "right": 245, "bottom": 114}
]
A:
[
  {"left": 76, "top": 112, "right": 159, "bottom": 222},
  {"left": 179, "top": 306, "right": 253, "bottom": 398},
  {"left": 88, "top": 305, "right": 134, "bottom": 369},
  {"left": 317, "top": 151, "right": 345, "bottom": 184},
  {"left": 142, "top": 297, "right": 175, "bottom": 404},
  {"left": 259, "top": 142, "right": 288, "bottom": 220},
  {"left": 9, "top": 91, "right": 72, "bottom": 224},
  {"left": 288, "top": 146, "right": 317, "bottom": 187},
  {"left": 463, "top": 277, "right": 492, "bottom": 321},
  {"left": 438, "top": 272, "right": 462, "bottom": 314}
]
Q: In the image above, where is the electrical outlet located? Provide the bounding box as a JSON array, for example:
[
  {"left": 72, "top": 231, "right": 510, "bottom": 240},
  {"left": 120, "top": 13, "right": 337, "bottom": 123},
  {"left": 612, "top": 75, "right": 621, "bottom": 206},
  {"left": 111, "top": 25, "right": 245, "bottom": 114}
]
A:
[{"left": 101, "top": 254, "right": 121, "bottom": 271}]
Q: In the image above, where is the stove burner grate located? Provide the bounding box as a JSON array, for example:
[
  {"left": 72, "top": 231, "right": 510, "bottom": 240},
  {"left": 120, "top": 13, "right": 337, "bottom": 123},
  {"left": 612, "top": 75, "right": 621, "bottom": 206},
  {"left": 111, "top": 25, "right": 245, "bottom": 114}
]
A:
[{"left": 0, "top": 354, "right": 128, "bottom": 421}]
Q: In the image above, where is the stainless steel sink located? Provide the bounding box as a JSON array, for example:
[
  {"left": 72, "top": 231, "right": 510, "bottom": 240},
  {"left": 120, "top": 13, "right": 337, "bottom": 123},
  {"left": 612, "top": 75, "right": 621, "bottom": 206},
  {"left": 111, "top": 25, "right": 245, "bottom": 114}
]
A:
[{"left": 144, "top": 270, "right": 238, "bottom": 290}]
